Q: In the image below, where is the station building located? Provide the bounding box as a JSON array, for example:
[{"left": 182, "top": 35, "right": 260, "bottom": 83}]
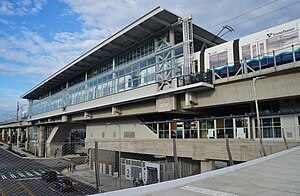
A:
[{"left": 1, "top": 7, "right": 300, "bottom": 184}]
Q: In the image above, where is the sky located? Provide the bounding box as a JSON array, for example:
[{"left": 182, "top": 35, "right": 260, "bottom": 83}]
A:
[{"left": 0, "top": 0, "right": 300, "bottom": 121}]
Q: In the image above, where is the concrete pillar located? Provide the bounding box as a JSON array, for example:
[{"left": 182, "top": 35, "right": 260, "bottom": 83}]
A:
[
  {"left": 252, "top": 117, "right": 256, "bottom": 139},
  {"left": 1, "top": 129, "right": 4, "bottom": 140},
  {"left": 247, "top": 117, "right": 251, "bottom": 139},
  {"left": 233, "top": 118, "right": 236, "bottom": 138},
  {"left": 8, "top": 128, "right": 12, "bottom": 144},
  {"left": 169, "top": 28, "right": 175, "bottom": 46},
  {"left": 25, "top": 128, "right": 29, "bottom": 151},
  {"left": 38, "top": 126, "right": 45, "bottom": 157},
  {"left": 17, "top": 128, "right": 21, "bottom": 147},
  {"left": 214, "top": 119, "right": 217, "bottom": 139},
  {"left": 201, "top": 160, "right": 215, "bottom": 173}
]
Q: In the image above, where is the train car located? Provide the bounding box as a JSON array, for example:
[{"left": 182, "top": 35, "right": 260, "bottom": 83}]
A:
[
  {"left": 239, "top": 18, "right": 300, "bottom": 69},
  {"left": 204, "top": 40, "right": 236, "bottom": 77}
]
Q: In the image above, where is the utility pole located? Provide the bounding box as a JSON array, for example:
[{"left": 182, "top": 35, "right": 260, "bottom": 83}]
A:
[
  {"left": 253, "top": 76, "right": 267, "bottom": 156},
  {"left": 94, "top": 142, "right": 100, "bottom": 193},
  {"left": 16, "top": 102, "right": 19, "bottom": 121}
]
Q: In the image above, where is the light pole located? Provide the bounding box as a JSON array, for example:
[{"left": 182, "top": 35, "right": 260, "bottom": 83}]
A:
[
  {"left": 253, "top": 76, "right": 267, "bottom": 156},
  {"left": 106, "top": 123, "right": 121, "bottom": 189}
]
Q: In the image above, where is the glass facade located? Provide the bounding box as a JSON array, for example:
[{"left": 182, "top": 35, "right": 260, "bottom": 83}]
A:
[{"left": 29, "top": 39, "right": 184, "bottom": 116}]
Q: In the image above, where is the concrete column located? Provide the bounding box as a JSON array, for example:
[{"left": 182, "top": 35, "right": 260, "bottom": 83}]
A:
[
  {"left": 169, "top": 28, "right": 175, "bottom": 46},
  {"left": 25, "top": 128, "right": 29, "bottom": 151},
  {"left": 247, "top": 117, "right": 251, "bottom": 139},
  {"left": 233, "top": 118, "right": 236, "bottom": 138},
  {"left": 214, "top": 119, "right": 217, "bottom": 139},
  {"left": 201, "top": 160, "right": 215, "bottom": 173},
  {"left": 252, "top": 117, "right": 256, "bottom": 139},
  {"left": 17, "top": 128, "right": 21, "bottom": 147},
  {"left": 8, "top": 128, "right": 12, "bottom": 144},
  {"left": 1, "top": 129, "right": 4, "bottom": 139},
  {"left": 38, "top": 126, "right": 45, "bottom": 157},
  {"left": 20, "top": 128, "right": 24, "bottom": 144}
]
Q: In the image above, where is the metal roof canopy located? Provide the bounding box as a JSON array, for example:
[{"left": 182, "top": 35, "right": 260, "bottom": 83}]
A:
[{"left": 22, "top": 6, "right": 225, "bottom": 100}]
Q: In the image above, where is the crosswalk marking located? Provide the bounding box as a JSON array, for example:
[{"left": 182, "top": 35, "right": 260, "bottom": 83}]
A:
[
  {"left": 25, "top": 171, "right": 34, "bottom": 177},
  {"left": 17, "top": 172, "right": 25, "bottom": 177},
  {"left": 39, "top": 170, "right": 46, "bottom": 174},
  {"left": 32, "top": 171, "right": 41, "bottom": 176},
  {"left": 0, "top": 169, "right": 55, "bottom": 180}
]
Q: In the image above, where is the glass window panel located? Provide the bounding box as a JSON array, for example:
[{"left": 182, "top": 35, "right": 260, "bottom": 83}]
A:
[
  {"left": 259, "top": 43, "right": 265, "bottom": 56},
  {"left": 125, "top": 66, "right": 131, "bottom": 74},
  {"left": 209, "top": 53, "right": 219, "bottom": 68},
  {"left": 175, "top": 46, "right": 183, "bottom": 56},
  {"left": 267, "top": 36, "right": 281, "bottom": 53},
  {"left": 242, "top": 44, "right": 251, "bottom": 60},
  {"left": 140, "top": 60, "right": 147, "bottom": 68},
  {"left": 282, "top": 31, "right": 299, "bottom": 48},
  {"left": 218, "top": 51, "right": 228, "bottom": 67},
  {"left": 148, "top": 57, "right": 155, "bottom": 65},
  {"left": 132, "top": 63, "right": 139, "bottom": 71},
  {"left": 252, "top": 44, "right": 257, "bottom": 58}
]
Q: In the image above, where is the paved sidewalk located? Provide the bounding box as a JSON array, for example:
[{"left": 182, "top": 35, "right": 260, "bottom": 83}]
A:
[
  {"left": 63, "top": 164, "right": 134, "bottom": 192},
  {"left": 100, "top": 146, "right": 300, "bottom": 196}
]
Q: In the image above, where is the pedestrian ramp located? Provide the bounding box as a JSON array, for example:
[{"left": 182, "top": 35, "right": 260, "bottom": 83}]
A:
[{"left": 0, "top": 168, "right": 52, "bottom": 180}]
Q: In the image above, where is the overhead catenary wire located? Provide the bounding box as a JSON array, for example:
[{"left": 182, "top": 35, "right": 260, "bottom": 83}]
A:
[
  {"left": 232, "top": 0, "right": 300, "bottom": 27},
  {"left": 207, "top": 0, "right": 280, "bottom": 30}
]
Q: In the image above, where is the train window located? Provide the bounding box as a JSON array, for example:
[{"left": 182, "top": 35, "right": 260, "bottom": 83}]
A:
[
  {"left": 267, "top": 36, "right": 282, "bottom": 53},
  {"left": 209, "top": 54, "right": 218, "bottom": 68},
  {"left": 209, "top": 51, "right": 228, "bottom": 68},
  {"left": 252, "top": 45, "right": 257, "bottom": 58},
  {"left": 242, "top": 44, "right": 251, "bottom": 60},
  {"left": 282, "top": 31, "right": 298, "bottom": 48},
  {"left": 259, "top": 43, "right": 265, "bottom": 56},
  {"left": 267, "top": 31, "right": 299, "bottom": 53}
]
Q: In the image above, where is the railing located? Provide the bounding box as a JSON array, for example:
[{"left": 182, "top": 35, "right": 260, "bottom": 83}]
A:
[{"left": 212, "top": 43, "right": 300, "bottom": 81}]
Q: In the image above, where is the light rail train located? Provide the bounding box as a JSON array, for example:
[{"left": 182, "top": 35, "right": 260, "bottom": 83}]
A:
[{"left": 195, "top": 18, "right": 300, "bottom": 77}]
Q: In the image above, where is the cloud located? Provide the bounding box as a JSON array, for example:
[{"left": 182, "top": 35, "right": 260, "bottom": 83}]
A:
[{"left": 0, "top": 0, "right": 47, "bottom": 16}]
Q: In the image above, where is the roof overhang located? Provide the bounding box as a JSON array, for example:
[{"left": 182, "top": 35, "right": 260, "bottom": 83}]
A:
[{"left": 22, "top": 6, "right": 225, "bottom": 100}]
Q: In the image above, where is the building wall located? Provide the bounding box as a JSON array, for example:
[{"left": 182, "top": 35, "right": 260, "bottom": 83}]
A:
[
  {"left": 180, "top": 69, "right": 300, "bottom": 110},
  {"left": 86, "top": 116, "right": 157, "bottom": 140}
]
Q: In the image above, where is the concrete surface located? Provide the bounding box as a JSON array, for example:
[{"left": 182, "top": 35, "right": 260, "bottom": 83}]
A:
[{"left": 99, "top": 146, "right": 300, "bottom": 196}]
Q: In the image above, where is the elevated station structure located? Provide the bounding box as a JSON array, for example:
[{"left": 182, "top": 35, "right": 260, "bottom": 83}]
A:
[{"left": 1, "top": 7, "right": 300, "bottom": 184}]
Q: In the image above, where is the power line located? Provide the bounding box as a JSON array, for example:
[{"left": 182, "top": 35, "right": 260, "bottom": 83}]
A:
[
  {"left": 232, "top": 0, "right": 300, "bottom": 27},
  {"left": 207, "top": 0, "right": 280, "bottom": 30}
]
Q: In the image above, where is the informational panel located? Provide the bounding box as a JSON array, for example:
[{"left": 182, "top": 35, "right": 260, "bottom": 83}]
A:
[
  {"left": 237, "top": 128, "right": 246, "bottom": 138},
  {"left": 207, "top": 129, "right": 214, "bottom": 138}
]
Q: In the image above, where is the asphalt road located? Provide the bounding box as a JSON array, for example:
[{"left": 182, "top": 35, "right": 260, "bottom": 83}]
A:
[{"left": 0, "top": 148, "right": 98, "bottom": 195}]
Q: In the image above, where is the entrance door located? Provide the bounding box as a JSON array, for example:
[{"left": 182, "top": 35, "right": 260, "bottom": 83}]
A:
[{"left": 147, "top": 167, "right": 158, "bottom": 184}]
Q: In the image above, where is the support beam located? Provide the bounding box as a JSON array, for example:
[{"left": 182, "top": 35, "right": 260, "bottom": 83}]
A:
[
  {"left": 137, "top": 24, "right": 155, "bottom": 34},
  {"left": 25, "top": 128, "right": 29, "bottom": 151},
  {"left": 151, "top": 16, "right": 171, "bottom": 27},
  {"left": 201, "top": 160, "right": 215, "bottom": 173},
  {"left": 8, "top": 128, "right": 12, "bottom": 144},
  {"left": 1, "top": 129, "right": 4, "bottom": 140},
  {"left": 121, "top": 34, "right": 136, "bottom": 42},
  {"left": 109, "top": 42, "right": 123, "bottom": 49},
  {"left": 17, "top": 128, "right": 21, "bottom": 147},
  {"left": 38, "top": 126, "right": 45, "bottom": 157}
]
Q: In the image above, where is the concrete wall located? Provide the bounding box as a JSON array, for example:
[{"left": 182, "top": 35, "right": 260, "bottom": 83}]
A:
[
  {"left": 86, "top": 116, "right": 157, "bottom": 140},
  {"left": 180, "top": 71, "right": 300, "bottom": 109},
  {"left": 85, "top": 138, "right": 300, "bottom": 162}
]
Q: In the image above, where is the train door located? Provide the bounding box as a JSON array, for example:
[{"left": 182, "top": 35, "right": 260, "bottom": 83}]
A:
[
  {"left": 258, "top": 41, "right": 266, "bottom": 56},
  {"left": 251, "top": 43, "right": 258, "bottom": 59}
]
